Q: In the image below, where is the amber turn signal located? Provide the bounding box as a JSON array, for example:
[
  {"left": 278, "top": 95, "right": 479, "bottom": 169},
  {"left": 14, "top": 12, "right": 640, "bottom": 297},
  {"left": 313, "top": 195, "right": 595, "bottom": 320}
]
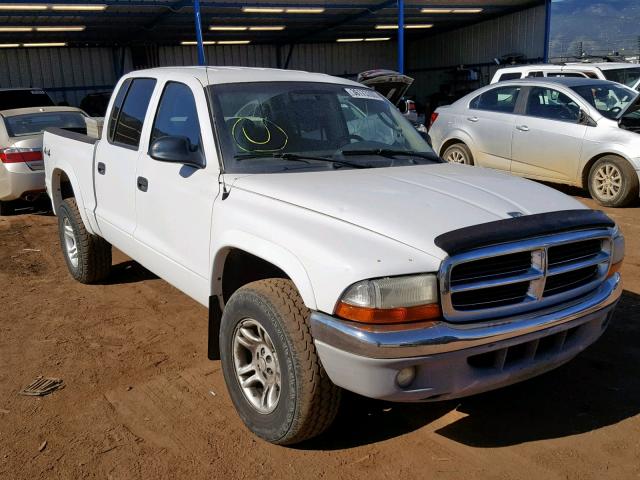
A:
[
  {"left": 335, "top": 301, "right": 441, "bottom": 324},
  {"left": 607, "top": 260, "right": 623, "bottom": 278}
]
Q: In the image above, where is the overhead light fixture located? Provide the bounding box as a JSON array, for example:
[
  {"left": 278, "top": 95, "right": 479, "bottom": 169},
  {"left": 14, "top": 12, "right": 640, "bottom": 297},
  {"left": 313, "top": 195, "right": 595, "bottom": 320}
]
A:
[
  {"left": 242, "top": 7, "right": 284, "bottom": 13},
  {"left": 0, "top": 4, "right": 47, "bottom": 10},
  {"left": 420, "top": 8, "right": 452, "bottom": 13},
  {"left": 365, "top": 37, "right": 391, "bottom": 42},
  {"left": 218, "top": 40, "right": 251, "bottom": 45},
  {"left": 337, "top": 38, "right": 364, "bottom": 43},
  {"left": 51, "top": 4, "right": 107, "bottom": 11},
  {"left": 23, "top": 42, "right": 67, "bottom": 47},
  {"left": 452, "top": 8, "right": 483, "bottom": 13},
  {"left": 285, "top": 7, "right": 324, "bottom": 13},
  {"left": 181, "top": 40, "right": 216, "bottom": 45},
  {"left": 0, "top": 27, "right": 33, "bottom": 32},
  {"left": 0, "top": 43, "right": 21, "bottom": 48},
  {"left": 210, "top": 26, "right": 248, "bottom": 31},
  {"left": 376, "top": 24, "right": 433, "bottom": 29},
  {"left": 249, "top": 26, "right": 285, "bottom": 31},
  {"left": 36, "top": 26, "right": 86, "bottom": 32}
]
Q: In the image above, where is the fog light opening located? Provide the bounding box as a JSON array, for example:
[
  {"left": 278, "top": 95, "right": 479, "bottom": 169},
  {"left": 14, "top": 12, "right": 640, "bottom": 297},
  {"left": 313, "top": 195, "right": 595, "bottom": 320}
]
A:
[{"left": 396, "top": 366, "right": 416, "bottom": 389}]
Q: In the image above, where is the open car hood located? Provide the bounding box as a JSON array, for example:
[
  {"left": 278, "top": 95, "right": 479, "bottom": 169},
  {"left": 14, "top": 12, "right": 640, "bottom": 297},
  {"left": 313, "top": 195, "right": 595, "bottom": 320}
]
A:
[{"left": 357, "top": 70, "right": 413, "bottom": 106}]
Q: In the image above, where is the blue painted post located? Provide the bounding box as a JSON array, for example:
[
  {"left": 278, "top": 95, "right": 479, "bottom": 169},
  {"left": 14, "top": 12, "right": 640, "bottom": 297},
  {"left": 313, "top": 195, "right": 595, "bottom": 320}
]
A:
[
  {"left": 193, "top": 0, "right": 206, "bottom": 66},
  {"left": 543, "top": 0, "right": 551, "bottom": 63},
  {"left": 398, "top": 0, "right": 404, "bottom": 73}
]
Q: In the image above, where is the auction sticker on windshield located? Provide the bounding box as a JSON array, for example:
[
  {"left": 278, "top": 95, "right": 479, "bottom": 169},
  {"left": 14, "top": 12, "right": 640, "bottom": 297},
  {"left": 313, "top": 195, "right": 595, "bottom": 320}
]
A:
[{"left": 344, "top": 88, "right": 384, "bottom": 101}]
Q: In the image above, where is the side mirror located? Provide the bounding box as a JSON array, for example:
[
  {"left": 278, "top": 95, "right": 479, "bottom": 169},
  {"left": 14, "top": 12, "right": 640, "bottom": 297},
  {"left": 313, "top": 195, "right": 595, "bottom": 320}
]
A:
[{"left": 149, "top": 136, "right": 204, "bottom": 168}]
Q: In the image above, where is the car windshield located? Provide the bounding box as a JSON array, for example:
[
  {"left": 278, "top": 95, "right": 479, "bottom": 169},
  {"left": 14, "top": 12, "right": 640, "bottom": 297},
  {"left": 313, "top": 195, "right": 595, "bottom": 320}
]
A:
[
  {"left": 4, "top": 111, "right": 87, "bottom": 137},
  {"left": 208, "top": 82, "right": 438, "bottom": 173},
  {"left": 602, "top": 67, "right": 640, "bottom": 88},
  {"left": 570, "top": 83, "right": 638, "bottom": 120}
]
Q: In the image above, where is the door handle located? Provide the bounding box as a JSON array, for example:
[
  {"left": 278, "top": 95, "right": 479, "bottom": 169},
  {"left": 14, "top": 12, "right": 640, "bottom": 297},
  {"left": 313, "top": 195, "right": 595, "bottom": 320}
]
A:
[
  {"left": 97, "top": 162, "right": 106, "bottom": 175},
  {"left": 516, "top": 125, "right": 530, "bottom": 132},
  {"left": 466, "top": 116, "right": 479, "bottom": 122},
  {"left": 137, "top": 176, "right": 148, "bottom": 192}
]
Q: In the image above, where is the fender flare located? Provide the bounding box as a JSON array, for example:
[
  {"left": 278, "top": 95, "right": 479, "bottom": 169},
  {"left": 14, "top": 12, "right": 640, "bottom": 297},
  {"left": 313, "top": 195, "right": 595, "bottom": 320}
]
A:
[
  {"left": 50, "top": 165, "right": 97, "bottom": 236},
  {"left": 211, "top": 229, "right": 317, "bottom": 310}
]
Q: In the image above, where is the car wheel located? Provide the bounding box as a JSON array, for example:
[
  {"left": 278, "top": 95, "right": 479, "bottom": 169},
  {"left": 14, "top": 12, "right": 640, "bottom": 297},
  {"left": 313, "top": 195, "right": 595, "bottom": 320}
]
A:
[
  {"left": 220, "top": 279, "right": 341, "bottom": 445},
  {"left": 588, "top": 156, "right": 638, "bottom": 207},
  {"left": 443, "top": 143, "right": 474, "bottom": 165},
  {"left": 57, "top": 198, "right": 112, "bottom": 283},
  {"left": 0, "top": 200, "right": 15, "bottom": 216}
]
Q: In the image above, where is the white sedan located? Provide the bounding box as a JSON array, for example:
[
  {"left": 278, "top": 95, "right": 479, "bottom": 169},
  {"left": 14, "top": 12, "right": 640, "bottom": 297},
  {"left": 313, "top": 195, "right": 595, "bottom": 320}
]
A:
[{"left": 429, "top": 77, "right": 640, "bottom": 207}]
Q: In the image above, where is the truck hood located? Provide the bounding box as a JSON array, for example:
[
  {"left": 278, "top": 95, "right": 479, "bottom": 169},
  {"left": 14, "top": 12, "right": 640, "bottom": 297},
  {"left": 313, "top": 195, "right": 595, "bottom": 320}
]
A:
[{"left": 230, "top": 164, "right": 586, "bottom": 255}]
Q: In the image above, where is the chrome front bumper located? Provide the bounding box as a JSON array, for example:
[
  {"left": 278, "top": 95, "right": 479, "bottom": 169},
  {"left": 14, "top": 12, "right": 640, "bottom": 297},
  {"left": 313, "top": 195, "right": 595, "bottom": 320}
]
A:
[{"left": 311, "top": 274, "right": 622, "bottom": 402}]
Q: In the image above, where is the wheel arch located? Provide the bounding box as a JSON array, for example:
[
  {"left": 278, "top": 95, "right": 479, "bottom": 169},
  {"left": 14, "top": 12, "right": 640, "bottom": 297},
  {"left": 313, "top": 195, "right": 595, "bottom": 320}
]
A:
[
  {"left": 581, "top": 152, "right": 633, "bottom": 189},
  {"left": 49, "top": 166, "right": 96, "bottom": 235}
]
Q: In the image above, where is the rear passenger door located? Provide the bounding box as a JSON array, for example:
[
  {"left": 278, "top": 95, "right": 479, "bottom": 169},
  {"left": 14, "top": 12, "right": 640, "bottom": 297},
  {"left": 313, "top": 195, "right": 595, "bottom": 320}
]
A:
[
  {"left": 511, "top": 86, "right": 587, "bottom": 182},
  {"left": 463, "top": 85, "right": 522, "bottom": 171},
  {"left": 94, "top": 77, "right": 156, "bottom": 250}
]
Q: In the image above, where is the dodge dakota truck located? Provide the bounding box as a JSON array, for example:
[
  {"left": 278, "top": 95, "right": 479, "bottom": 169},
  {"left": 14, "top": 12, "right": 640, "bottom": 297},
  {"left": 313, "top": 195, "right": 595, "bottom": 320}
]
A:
[{"left": 43, "top": 67, "right": 624, "bottom": 445}]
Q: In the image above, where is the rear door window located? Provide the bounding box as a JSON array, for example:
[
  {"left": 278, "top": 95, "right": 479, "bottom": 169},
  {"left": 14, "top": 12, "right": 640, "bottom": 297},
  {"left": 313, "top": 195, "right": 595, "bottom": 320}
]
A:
[
  {"left": 111, "top": 78, "right": 157, "bottom": 149},
  {"left": 525, "top": 87, "right": 581, "bottom": 122},
  {"left": 470, "top": 86, "right": 522, "bottom": 113}
]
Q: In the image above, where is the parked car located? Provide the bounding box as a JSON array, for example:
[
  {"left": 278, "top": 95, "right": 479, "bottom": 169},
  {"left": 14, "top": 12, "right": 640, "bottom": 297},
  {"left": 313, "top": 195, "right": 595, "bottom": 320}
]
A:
[
  {"left": 0, "top": 88, "right": 56, "bottom": 110},
  {"left": 430, "top": 78, "right": 640, "bottom": 207},
  {"left": 0, "top": 106, "right": 87, "bottom": 215},
  {"left": 492, "top": 63, "right": 640, "bottom": 90},
  {"left": 44, "top": 67, "right": 623, "bottom": 445},
  {"left": 79, "top": 91, "right": 112, "bottom": 117},
  {"left": 491, "top": 64, "right": 589, "bottom": 83}
]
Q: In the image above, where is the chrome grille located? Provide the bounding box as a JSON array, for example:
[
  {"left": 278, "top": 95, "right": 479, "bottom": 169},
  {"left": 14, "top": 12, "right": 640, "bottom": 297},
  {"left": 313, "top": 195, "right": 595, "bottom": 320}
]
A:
[{"left": 439, "top": 229, "right": 613, "bottom": 322}]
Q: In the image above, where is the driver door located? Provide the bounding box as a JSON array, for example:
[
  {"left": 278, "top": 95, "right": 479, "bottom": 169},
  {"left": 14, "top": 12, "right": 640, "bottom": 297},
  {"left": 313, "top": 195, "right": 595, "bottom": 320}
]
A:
[
  {"left": 133, "top": 79, "right": 220, "bottom": 303},
  {"left": 511, "top": 86, "right": 587, "bottom": 182}
]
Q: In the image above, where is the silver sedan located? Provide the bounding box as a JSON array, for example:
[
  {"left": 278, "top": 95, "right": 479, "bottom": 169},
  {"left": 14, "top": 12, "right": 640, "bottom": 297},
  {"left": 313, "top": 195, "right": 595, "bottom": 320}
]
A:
[{"left": 429, "top": 77, "right": 640, "bottom": 207}]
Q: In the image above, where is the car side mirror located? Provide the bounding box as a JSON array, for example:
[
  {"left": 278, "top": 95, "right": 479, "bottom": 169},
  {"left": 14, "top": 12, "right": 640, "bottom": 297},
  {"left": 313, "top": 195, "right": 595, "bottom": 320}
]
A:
[
  {"left": 578, "top": 109, "right": 596, "bottom": 127},
  {"left": 149, "top": 136, "right": 204, "bottom": 168}
]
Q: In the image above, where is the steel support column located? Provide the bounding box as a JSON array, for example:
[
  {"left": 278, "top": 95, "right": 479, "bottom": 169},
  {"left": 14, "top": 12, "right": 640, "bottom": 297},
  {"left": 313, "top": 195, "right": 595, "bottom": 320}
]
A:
[
  {"left": 398, "top": 0, "right": 404, "bottom": 73},
  {"left": 543, "top": 0, "right": 551, "bottom": 63},
  {"left": 193, "top": 0, "right": 205, "bottom": 66}
]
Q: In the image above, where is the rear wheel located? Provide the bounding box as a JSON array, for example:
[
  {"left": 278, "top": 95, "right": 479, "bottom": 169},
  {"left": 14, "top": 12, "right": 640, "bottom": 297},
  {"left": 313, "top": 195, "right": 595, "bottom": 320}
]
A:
[
  {"left": 443, "top": 143, "right": 474, "bottom": 165},
  {"left": 57, "top": 198, "right": 112, "bottom": 283},
  {"left": 0, "top": 201, "right": 15, "bottom": 216},
  {"left": 588, "top": 155, "right": 638, "bottom": 207},
  {"left": 220, "top": 279, "right": 341, "bottom": 445}
]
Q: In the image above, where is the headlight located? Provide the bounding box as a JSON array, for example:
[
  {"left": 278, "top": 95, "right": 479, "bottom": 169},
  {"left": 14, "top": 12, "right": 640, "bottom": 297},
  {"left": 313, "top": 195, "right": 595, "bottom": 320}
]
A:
[
  {"left": 335, "top": 274, "right": 441, "bottom": 324},
  {"left": 608, "top": 226, "right": 625, "bottom": 277}
]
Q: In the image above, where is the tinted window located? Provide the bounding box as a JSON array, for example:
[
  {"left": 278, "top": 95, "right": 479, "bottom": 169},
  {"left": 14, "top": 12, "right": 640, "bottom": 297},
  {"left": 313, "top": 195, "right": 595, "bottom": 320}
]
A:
[
  {"left": 470, "top": 86, "right": 521, "bottom": 113},
  {"left": 525, "top": 87, "right": 581, "bottom": 122},
  {"left": 151, "top": 82, "right": 201, "bottom": 151},
  {"left": 112, "top": 78, "right": 156, "bottom": 148},
  {"left": 0, "top": 89, "right": 55, "bottom": 110},
  {"left": 547, "top": 72, "right": 586, "bottom": 78},
  {"left": 107, "top": 79, "right": 130, "bottom": 142},
  {"left": 526, "top": 71, "right": 544, "bottom": 78},
  {"left": 498, "top": 72, "right": 522, "bottom": 81},
  {"left": 5, "top": 111, "right": 86, "bottom": 137},
  {"left": 603, "top": 68, "right": 640, "bottom": 88}
]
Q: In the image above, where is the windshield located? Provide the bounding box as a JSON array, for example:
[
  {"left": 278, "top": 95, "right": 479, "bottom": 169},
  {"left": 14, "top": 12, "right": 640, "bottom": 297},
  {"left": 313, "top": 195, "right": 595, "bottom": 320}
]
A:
[
  {"left": 570, "top": 83, "right": 638, "bottom": 120},
  {"left": 208, "top": 82, "right": 436, "bottom": 173},
  {"left": 602, "top": 67, "right": 640, "bottom": 88},
  {"left": 4, "top": 111, "right": 87, "bottom": 137}
]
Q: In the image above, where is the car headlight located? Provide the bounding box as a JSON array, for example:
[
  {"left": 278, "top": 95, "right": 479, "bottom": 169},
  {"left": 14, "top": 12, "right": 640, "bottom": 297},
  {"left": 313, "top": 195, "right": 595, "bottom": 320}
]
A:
[
  {"left": 608, "top": 226, "right": 625, "bottom": 278},
  {"left": 335, "top": 274, "right": 441, "bottom": 324}
]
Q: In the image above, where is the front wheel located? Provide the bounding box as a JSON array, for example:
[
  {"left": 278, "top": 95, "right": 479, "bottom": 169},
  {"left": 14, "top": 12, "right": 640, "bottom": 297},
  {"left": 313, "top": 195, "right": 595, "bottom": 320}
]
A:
[
  {"left": 588, "top": 156, "right": 638, "bottom": 207},
  {"left": 442, "top": 143, "right": 474, "bottom": 165},
  {"left": 219, "top": 279, "right": 341, "bottom": 445},
  {"left": 57, "top": 198, "right": 112, "bottom": 283}
]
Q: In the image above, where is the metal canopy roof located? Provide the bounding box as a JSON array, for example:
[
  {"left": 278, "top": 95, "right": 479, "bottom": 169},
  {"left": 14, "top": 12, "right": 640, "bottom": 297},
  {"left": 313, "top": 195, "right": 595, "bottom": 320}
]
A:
[{"left": 0, "top": 0, "right": 544, "bottom": 46}]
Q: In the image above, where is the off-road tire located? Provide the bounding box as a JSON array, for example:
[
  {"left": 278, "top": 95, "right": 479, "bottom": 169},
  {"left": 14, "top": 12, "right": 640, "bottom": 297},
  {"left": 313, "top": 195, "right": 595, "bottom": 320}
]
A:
[
  {"left": 0, "top": 200, "right": 15, "bottom": 216},
  {"left": 220, "top": 279, "right": 341, "bottom": 445},
  {"left": 588, "top": 155, "right": 638, "bottom": 207},
  {"left": 57, "top": 198, "right": 112, "bottom": 283},
  {"left": 442, "top": 142, "right": 474, "bottom": 165}
]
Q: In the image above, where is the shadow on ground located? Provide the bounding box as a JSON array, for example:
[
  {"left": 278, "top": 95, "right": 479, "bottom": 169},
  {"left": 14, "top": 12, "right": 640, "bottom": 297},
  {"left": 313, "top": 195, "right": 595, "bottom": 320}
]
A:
[
  {"left": 100, "top": 260, "right": 159, "bottom": 284},
  {"left": 301, "top": 290, "right": 640, "bottom": 450}
]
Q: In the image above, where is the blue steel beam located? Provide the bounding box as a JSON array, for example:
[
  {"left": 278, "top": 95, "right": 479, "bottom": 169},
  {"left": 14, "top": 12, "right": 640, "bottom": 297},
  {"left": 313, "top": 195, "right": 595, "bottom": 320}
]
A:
[
  {"left": 193, "top": 0, "right": 205, "bottom": 65},
  {"left": 398, "top": 0, "right": 404, "bottom": 73}
]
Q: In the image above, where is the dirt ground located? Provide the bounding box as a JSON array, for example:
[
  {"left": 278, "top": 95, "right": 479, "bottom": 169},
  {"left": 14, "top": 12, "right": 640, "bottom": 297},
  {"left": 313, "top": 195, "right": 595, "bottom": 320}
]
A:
[{"left": 1, "top": 191, "right": 639, "bottom": 480}]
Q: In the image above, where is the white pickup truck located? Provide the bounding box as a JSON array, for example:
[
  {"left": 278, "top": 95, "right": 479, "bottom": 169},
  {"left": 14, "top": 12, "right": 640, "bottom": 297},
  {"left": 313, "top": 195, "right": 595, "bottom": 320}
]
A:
[{"left": 43, "top": 67, "right": 624, "bottom": 445}]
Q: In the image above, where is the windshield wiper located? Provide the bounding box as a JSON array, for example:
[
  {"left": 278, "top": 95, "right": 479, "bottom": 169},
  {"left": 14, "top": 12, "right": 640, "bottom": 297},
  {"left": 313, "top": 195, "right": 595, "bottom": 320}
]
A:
[
  {"left": 235, "top": 152, "right": 367, "bottom": 169},
  {"left": 342, "top": 148, "right": 442, "bottom": 162}
]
